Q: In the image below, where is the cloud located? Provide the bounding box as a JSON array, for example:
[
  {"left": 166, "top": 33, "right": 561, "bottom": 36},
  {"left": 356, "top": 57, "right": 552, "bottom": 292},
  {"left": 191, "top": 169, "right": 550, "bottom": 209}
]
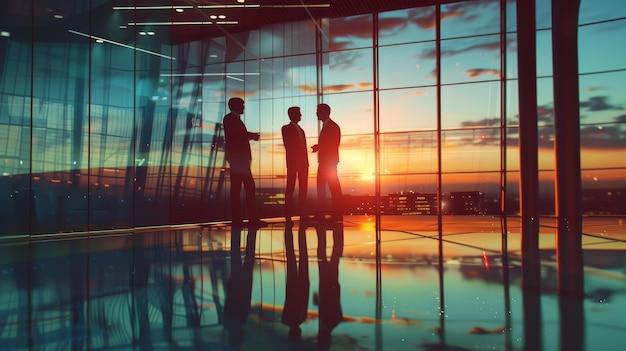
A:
[
  {"left": 298, "top": 82, "right": 372, "bottom": 94},
  {"left": 486, "top": 99, "right": 626, "bottom": 150},
  {"left": 323, "top": 84, "right": 357, "bottom": 93},
  {"left": 580, "top": 96, "right": 617, "bottom": 111},
  {"left": 465, "top": 68, "right": 501, "bottom": 79},
  {"left": 377, "top": 16, "right": 409, "bottom": 35},
  {"left": 297, "top": 84, "right": 317, "bottom": 94},
  {"left": 421, "top": 38, "right": 514, "bottom": 60},
  {"left": 330, "top": 50, "right": 365, "bottom": 71},
  {"left": 460, "top": 118, "right": 501, "bottom": 128}
]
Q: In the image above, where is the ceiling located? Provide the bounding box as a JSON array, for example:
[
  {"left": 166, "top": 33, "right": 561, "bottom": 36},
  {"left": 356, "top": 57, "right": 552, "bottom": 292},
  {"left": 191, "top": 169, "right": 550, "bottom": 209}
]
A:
[{"left": 1, "top": 0, "right": 452, "bottom": 45}]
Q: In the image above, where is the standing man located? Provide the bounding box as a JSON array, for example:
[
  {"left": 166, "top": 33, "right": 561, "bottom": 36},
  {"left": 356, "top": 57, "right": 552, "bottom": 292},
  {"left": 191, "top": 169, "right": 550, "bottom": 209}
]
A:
[
  {"left": 223, "top": 97, "right": 264, "bottom": 226},
  {"left": 281, "top": 106, "right": 309, "bottom": 223},
  {"left": 311, "top": 103, "right": 343, "bottom": 221}
]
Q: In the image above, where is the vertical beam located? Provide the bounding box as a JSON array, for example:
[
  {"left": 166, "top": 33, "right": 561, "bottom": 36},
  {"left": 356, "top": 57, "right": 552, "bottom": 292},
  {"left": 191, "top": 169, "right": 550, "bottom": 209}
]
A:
[
  {"left": 551, "top": 0, "right": 583, "bottom": 298},
  {"left": 551, "top": 1, "right": 585, "bottom": 349},
  {"left": 372, "top": 13, "right": 383, "bottom": 351},
  {"left": 517, "top": 0, "right": 541, "bottom": 290},
  {"left": 435, "top": 4, "right": 446, "bottom": 345}
]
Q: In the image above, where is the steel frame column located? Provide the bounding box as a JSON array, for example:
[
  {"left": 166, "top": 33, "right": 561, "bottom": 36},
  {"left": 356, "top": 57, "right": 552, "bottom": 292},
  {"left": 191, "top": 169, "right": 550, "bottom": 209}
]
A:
[{"left": 551, "top": 0, "right": 583, "bottom": 298}]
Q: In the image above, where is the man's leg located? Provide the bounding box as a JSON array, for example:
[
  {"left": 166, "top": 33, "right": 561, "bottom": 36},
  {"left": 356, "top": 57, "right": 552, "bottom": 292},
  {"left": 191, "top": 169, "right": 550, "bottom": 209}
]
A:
[
  {"left": 297, "top": 167, "right": 308, "bottom": 217},
  {"left": 327, "top": 167, "right": 343, "bottom": 217},
  {"left": 241, "top": 167, "right": 258, "bottom": 220},
  {"left": 285, "top": 168, "right": 296, "bottom": 219},
  {"left": 230, "top": 172, "right": 243, "bottom": 223},
  {"left": 316, "top": 164, "right": 327, "bottom": 218}
]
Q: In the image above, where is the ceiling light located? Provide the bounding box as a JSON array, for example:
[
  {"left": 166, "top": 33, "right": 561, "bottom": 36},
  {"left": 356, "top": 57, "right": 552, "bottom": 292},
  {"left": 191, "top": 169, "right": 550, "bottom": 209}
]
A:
[
  {"left": 198, "top": 4, "right": 260, "bottom": 9},
  {"left": 175, "top": 8, "right": 184, "bottom": 13},
  {"left": 160, "top": 72, "right": 260, "bottom": 77},
  {"left": 113, "top": 6, "right": 194, "bottom": 10},
  {"left": 1, "top": 31, "right": 10, "bottom": 37},
  {"left": 127, "top": 21, "right": 238, "bottom": 26},
  {"left": 198, "top": 4, "right": 329, "bottom": 9}
]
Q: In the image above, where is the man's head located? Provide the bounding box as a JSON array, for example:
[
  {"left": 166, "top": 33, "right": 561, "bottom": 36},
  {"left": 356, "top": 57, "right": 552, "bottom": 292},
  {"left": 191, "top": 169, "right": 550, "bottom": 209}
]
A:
[
  {"left": 316, "top": 103, "right": 330, "bottom": 122},
  {"left": 287, "top": 106, "right": 301, "bottom": 123},
  {"left": 228, "top": 97, "right": 245, "bottom": 114}
]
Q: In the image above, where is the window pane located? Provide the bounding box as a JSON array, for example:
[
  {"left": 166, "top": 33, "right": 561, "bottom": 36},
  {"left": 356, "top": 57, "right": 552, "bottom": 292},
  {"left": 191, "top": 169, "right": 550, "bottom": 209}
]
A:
[
  {"left": 379, "top": 42, "right": 436, "bottom": 89},
  {"left": 578, "top": 19, "right": 626, "bottom": 74},
  {"left": 579, "top": 0, "right": 626, "bottom": 23},
  {"left": 441, "top": 35, "right": 502, "bottom": 85},
  {"left": 325, "top": 14, "right": 373, "bottom": 51},
  {"left": 441, "top": 82, "right": 502, "bottom": 129},
  {"left": 441, "top": 129, "right": 501, "bottom": 173},
  {"left": 322, "top": 48, "right": 374, "bottom": 94},
  {"left": 378, "top": 7, "right": 436, "bottom": 45},
  {"left": 441, "top": 0, "right": 501, "bottom": 39},
  {"left": 380, "top": 131, "right": 438, "bottom": 175},
  {"left": 379, "top": 87, "right": 437, "bottom": 131}
]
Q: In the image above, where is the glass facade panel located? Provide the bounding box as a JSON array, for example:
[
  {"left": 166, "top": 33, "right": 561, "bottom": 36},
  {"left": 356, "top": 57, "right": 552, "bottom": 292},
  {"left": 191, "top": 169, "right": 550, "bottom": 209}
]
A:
[
  {"left": 441, "top": 81, "right": 502, "bottom": 129},
  {"left": 324, "top": 14, "right": 373, "bottom": 51},
  {"left": 378, "top": 7, "right": 436, "bottom": 45},
  {"left": 440, "top": 34, "right": 502, "bottom": 85},
  {"left": 380, "top": 131, "right": 438, "bottom": 176},
  {"left": 378, "top": 42, "right": 437, "bottom": 89},
  {"left": 321, "top": 49, "right": 373, "bottom": 94},
  {"left": 578, "top": 19, "right": 626, "bottom": 75},
  {"left": 440, "top": 0, "right": 501, "bottom": 39},
  {"left": 379, "top": 87, "right": 437, "bottom": 132}
]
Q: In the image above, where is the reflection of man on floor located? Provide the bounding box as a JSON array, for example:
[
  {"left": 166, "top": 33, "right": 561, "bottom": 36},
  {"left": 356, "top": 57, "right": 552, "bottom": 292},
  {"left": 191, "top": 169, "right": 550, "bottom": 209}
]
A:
[
  {"left": 314, "top": 221, "right": 344, "bottom": 348},
  {"left": 281, "top": 223, "right": 310, "bottom": 341},
  {"left": 223, "top": 227, "right": 257, "bottom": 347}
]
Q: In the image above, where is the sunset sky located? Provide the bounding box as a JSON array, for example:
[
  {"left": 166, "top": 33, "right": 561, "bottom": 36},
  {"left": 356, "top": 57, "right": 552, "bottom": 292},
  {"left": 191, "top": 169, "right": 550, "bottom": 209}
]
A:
[{"left": 177, "top": 0, "right": 626, "bottom": 194}]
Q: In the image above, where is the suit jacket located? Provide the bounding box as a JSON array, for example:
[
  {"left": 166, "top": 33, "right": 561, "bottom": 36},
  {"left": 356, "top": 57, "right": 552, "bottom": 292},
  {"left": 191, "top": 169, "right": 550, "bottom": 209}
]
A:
[
  {"left": 281, "top": 123, "right": 309, "bottom": 170},
  {"left": 223, "top": 112, "right": 253, "bottom": 164},
  {"left": 317, "top": 118, "right": 340, "bottom": 165}
]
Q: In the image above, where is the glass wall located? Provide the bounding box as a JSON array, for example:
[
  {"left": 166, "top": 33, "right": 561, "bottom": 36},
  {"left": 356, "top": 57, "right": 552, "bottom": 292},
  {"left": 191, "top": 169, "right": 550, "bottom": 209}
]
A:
[{"left": 1, "top": 0, "right": 625, "bottom": 238}]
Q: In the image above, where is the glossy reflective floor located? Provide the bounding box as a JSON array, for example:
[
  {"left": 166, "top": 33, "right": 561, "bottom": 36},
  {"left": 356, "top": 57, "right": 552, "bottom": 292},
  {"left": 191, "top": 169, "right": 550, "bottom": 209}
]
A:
[{"left": 1, "top": 216, "right": 625, "bottom": 351}]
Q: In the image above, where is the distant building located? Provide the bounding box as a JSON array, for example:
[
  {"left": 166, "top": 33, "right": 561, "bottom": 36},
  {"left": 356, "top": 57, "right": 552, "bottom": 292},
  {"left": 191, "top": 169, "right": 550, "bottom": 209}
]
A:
[
  {"left": 447, "top": 191, "right": 484, "bottom": 215},
  {"left": 387, "top": 192, "right": 437, "bottom": 215},
  {"left": 343, "top": 194, "right": 383, "bottom": 215}
]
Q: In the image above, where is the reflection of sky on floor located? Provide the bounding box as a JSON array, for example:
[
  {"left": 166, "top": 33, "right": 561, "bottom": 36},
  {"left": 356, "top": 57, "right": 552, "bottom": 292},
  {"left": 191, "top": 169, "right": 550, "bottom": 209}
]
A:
[{"left": 0, "top": 216, "right": 625, "bottom": 350}]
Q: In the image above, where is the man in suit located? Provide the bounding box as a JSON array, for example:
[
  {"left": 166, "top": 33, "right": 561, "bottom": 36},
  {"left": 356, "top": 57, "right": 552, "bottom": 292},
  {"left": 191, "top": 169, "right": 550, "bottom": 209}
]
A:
[
  {"left": 222, "top": 97, "right": 264, "bottom": 226},
  {"left": 281, "top": 106, "right": 309, "bottom": 223},
  {"left": 311, "top": 103, "right": 343, "bottom": 221}
]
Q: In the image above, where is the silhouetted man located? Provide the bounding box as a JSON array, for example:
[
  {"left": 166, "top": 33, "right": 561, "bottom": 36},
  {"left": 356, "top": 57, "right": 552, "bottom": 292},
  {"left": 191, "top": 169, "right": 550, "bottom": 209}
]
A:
[
  {"left": 223, "top": 97, "right": 264, "bottom": 226},
  {"left": 311, "top": 103, "right": 342, "bottom": 222},
  {"left": 281, "top": 106, "right": 309, "bottom": 223}
]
